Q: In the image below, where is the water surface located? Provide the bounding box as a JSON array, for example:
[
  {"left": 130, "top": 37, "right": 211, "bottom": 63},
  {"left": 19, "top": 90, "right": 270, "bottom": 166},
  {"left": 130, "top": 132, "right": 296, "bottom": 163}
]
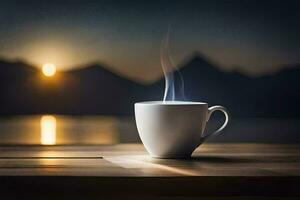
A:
[{"left": 0, "top": 115, "right": 299, "bottom": 145}]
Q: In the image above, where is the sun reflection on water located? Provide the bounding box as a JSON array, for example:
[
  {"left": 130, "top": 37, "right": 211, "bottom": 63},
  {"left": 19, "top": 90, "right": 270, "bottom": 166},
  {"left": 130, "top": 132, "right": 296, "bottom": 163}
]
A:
[
  {"left": 41, "top": 115, "right": 57, "bottom": 145},
  {"left": 0, "top": 115, "right": 123, "bottom": 145}
]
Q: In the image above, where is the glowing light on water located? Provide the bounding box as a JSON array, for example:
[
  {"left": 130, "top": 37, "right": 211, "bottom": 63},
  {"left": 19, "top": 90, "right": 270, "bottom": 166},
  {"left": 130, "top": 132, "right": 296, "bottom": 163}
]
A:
[{"left": 41, "top": 115, "right": 57, "bottom": 145}]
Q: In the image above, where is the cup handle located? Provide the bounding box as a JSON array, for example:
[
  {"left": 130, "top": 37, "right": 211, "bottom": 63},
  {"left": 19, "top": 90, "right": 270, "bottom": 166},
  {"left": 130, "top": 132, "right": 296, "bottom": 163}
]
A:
[{"left": 200, "top": 106, "right": 230, "bottom": 143}]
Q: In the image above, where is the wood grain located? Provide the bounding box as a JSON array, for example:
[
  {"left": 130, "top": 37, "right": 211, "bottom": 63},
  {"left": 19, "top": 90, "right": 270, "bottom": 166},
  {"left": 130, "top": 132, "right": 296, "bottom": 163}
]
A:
[{"left": 0, "top": 143, "right": 299, "bottom": 198}]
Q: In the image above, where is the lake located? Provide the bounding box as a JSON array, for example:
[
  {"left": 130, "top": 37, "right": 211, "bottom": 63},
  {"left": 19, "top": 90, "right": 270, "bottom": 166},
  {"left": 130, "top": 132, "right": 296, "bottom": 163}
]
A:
[{"left": 0, "top": 115, "right": 299, "bottom": 145}]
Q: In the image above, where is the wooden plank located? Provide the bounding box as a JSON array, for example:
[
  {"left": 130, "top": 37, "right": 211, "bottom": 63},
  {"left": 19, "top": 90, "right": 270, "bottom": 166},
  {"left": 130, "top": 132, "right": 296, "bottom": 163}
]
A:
[
  {"left": 0, "top": 176, "right": 299, "bottom": 197},
  {"left": 0, "top": 144, "right": 299, "bottom": 197},
  {"left": 0, "top": 143, "right": 299, "bottom": 177}
]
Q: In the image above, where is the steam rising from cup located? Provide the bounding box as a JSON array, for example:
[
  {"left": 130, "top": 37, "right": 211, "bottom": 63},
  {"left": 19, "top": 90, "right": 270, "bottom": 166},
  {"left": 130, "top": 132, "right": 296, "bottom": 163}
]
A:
[{"left": 161, "top": 30, "right": 186, "bottom": 102}]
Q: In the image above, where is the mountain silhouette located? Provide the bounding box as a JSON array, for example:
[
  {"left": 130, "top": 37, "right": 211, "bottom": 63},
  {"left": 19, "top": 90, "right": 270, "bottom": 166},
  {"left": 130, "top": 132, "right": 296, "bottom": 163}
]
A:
[
  {"left": 162, "top": 54, "right": 300, "bottom": 117},
  {"left": 0, "top": 60, "right": 143, "bottom": 115},
  {"left": 0, "top": 54, "right": 299, "bottom": 117}
]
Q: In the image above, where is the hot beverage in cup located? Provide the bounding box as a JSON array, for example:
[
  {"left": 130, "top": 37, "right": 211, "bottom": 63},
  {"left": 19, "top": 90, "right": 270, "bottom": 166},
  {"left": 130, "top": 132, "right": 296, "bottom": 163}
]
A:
[{"left": 135, "top": 101, "right": 229, "bottom": 158}]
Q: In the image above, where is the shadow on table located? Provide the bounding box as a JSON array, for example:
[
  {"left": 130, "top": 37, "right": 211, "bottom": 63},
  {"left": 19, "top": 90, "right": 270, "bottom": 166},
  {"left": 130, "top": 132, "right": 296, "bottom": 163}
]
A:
[{"left": 190, "top": 155, "right": 252, "bottom": 163}]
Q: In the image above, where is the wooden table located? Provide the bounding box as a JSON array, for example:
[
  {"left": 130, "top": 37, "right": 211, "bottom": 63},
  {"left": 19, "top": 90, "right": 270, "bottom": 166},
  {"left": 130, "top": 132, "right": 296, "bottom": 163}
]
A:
[{"left": 0, "top": 144, "right": 299, "bottom": 199}]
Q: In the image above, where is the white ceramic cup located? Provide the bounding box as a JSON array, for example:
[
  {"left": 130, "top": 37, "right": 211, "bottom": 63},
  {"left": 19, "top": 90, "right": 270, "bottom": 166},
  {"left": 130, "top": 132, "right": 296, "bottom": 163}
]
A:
[{"left": 135, "top": 101, "right": 229, "bottom": 158}]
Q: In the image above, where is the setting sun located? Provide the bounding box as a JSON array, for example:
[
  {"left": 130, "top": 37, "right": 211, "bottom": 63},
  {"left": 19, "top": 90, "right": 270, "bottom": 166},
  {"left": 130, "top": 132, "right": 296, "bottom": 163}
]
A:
[{"left": 42, "top": 63, "right": 56, "bottom": 77}]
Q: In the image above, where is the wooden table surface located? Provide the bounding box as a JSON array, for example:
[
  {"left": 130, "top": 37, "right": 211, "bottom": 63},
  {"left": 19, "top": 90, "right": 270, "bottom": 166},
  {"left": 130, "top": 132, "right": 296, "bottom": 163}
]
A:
[{"left": 0, "top": 143, "right": 299, "bottom": 198}]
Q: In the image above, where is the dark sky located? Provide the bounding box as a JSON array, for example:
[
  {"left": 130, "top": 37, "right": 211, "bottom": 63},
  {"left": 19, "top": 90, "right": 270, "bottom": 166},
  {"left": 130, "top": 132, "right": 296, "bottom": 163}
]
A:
[{"left": 0, "top": 0, "right": 299, "bottom": 82}]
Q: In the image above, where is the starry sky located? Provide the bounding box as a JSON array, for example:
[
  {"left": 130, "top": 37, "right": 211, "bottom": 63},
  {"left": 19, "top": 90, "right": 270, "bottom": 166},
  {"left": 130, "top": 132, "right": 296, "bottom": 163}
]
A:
[{"left": 0, "top": 0, "right": 299, "bottom": 82}]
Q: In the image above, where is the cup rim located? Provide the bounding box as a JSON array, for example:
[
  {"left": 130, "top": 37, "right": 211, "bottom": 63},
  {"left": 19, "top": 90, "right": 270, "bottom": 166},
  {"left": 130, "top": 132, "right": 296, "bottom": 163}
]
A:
[{"left": 135, "top": 101, "right": 207, "bottom": 105}]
